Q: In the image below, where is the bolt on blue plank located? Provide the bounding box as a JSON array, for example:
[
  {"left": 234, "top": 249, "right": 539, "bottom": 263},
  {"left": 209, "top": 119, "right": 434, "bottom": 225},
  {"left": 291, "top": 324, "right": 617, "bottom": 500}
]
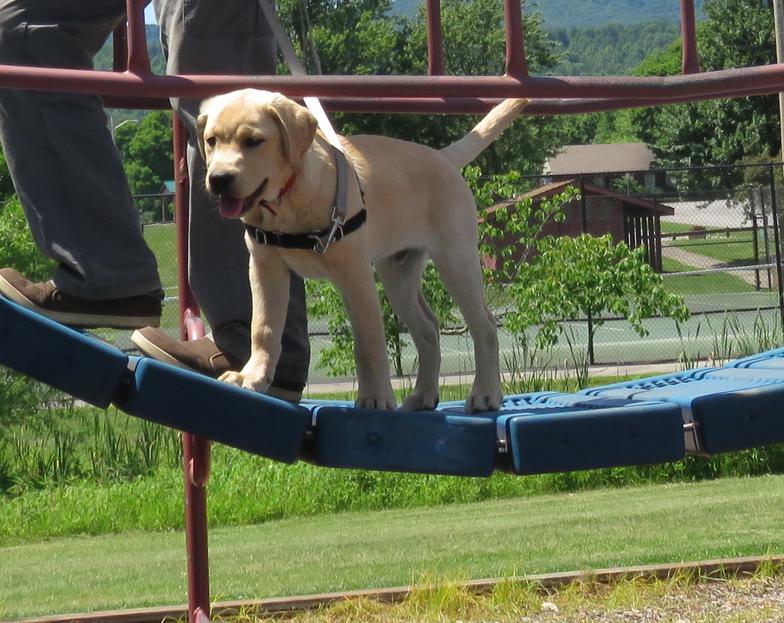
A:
[{"left": 0, "top": 296, "right": 129, "bottom": 408}]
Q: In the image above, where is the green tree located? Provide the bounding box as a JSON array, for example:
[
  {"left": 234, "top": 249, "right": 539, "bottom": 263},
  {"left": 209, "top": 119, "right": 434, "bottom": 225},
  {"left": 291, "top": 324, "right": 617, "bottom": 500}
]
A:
[
  {"left": 630, "top": 0, "right": 778, "bottom": 180},
  {"left": 474, "top": 168, "right": 690, "bottom": 366},
  {"left": 0, "top": 197, "right": 54, "bottom": 282},
  {"left": 114, "top": 110, "right": 173, "bottom": 195},
  {"left": 0, "top": 148, "right": 15, "bottom": 200}
]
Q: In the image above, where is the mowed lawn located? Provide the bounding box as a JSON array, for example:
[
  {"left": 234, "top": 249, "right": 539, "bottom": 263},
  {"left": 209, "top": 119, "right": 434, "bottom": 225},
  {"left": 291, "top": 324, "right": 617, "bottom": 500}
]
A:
[{"left": 2, "top": 474, "right": 783, "bottom": 619}]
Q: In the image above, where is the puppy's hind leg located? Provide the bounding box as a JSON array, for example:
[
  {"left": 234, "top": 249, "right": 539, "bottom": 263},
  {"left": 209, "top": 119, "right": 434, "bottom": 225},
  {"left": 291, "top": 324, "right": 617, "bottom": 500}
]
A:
[
  {"left": 332, "top": 262, "right": 397, "bottom": 410},
  {"left": 376, "top": 250, "right": 441, "bottom": 411},
  {"left": 430, "top": 242, "right": 503, "bottom": 414}
]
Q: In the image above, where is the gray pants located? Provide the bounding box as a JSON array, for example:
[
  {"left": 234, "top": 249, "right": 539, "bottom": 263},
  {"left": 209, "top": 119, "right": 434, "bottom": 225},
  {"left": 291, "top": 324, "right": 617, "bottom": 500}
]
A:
[{"left": 0, "top": 0, "right": 309, "bottom": 388}]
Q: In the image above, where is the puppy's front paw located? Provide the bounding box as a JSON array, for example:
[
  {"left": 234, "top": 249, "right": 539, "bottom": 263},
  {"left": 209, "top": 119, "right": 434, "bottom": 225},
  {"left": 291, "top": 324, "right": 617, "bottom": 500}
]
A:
[
  {"left": 355, "top": 392, "right": 397, "bottom": 410},
  {"left": 401, "top": 390, "right": 439, "bottom": 412},
  {"left": 465, "top": 388, "right": 503, "bottom": 414},
  {"left": 219, "top": 370, "right": 271, "bottom": 394},
  {"left": 219, "top": 370, "right": 244, "bottom": 386}
]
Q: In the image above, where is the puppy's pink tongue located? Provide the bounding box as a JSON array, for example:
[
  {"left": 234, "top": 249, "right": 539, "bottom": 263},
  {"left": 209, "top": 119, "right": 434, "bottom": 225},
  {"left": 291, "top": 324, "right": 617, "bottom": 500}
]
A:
[{"left": 219, "top": 197, "right": 244, "bottom": 218}]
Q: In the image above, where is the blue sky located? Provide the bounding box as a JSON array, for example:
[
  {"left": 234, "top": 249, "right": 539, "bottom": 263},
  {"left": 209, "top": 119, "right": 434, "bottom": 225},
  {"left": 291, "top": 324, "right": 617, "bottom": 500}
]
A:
[{"left": 144, "top": 5, "right": 156, "bottom": 24}]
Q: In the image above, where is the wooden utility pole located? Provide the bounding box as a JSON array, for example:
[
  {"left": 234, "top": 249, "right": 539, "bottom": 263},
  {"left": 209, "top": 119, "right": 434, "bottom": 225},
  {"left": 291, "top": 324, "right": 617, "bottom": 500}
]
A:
[{"left": 774, "top": 0, "right": 784, "bottom": 160}]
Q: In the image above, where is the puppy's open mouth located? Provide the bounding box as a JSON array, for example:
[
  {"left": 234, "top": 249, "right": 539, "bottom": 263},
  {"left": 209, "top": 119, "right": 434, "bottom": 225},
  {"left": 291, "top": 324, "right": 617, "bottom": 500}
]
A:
[{"left": 218, "top": 178, "right": 268, "bottom": 219}]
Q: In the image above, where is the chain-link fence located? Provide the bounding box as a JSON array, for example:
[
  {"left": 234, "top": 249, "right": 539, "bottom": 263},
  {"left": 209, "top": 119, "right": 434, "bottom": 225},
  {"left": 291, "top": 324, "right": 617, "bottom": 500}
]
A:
[
  {"left": 115, "top": 162, "right": 784, "bottom": 384},
  {"left": 519, "top": 162, "right": 784, "bottom": 372}
]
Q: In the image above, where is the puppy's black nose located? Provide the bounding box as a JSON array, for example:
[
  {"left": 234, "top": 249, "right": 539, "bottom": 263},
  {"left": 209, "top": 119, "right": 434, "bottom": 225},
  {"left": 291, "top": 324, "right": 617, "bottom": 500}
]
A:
[{"left": 209, "top": 172, "right": 234, "bottom": 194}]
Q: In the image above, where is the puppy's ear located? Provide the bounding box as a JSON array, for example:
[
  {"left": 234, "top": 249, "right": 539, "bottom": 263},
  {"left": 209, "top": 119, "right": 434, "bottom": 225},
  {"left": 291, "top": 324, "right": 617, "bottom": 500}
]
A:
[
  {"left": 196, "top": 113, "right": 208, "bottom": 159},
  {"left": 267, "top": 97, "right": 317, "bottom": 169}
]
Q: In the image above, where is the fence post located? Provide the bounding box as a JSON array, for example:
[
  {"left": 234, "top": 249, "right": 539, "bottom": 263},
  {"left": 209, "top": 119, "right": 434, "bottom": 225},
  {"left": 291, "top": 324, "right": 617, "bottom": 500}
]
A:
[
  {"left": 768, "top": 166, "right": 784, "bottom": 329},
  {"left": 751, "top": 196, "right": 760, "bottom": 290},
  {"left": 760, "top": 186, "right": 773, "bottom": 291},
  {"left": 580, "top": 177, "right": 595, "bottom": 366}
]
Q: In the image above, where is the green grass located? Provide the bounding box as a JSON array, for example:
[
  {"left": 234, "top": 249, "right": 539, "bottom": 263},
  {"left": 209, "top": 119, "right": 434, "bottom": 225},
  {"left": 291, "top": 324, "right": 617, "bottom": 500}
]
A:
[
  {"left": 665, "top": 230, "right": 759, "bottom": 266},
  {"left": 661, "top": 256, "right": 756, "bottom": 294},
  {"left": 1, "top": 474, "right": 783, "bottom": 619},
  {"left": 143, "top": 222, "right": 178, "bottom": 291}
]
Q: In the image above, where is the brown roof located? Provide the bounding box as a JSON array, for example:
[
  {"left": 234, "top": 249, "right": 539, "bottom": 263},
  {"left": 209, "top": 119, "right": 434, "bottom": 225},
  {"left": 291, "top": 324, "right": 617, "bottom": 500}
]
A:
[
  {"left": 544, "top": 143, "right": 656, "bottom": 175},
  {"left": 482, "top": 179, "right": 674, "bottom": 220}
]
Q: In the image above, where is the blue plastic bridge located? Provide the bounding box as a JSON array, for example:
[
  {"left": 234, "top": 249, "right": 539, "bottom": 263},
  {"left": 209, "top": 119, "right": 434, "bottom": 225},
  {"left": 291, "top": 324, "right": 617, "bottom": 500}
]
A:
[{"left": 2, "top": 294, "right": 784, "bottom": 477}]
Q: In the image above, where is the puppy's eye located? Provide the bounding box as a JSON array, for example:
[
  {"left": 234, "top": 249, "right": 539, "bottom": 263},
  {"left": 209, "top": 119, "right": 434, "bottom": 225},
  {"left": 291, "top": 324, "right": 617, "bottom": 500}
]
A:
[
  {"left": 242, "top": 137, "right": 265, "bottom": 149},
  {"left": 205, "top": 136, "right": 216, "bottom": 148}
]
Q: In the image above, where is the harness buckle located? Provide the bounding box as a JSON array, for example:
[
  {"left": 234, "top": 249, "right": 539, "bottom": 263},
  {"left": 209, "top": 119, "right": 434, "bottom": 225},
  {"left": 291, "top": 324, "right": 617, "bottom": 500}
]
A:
[{"left": 310, "top": 206, "right": 345, "bottom": 254}]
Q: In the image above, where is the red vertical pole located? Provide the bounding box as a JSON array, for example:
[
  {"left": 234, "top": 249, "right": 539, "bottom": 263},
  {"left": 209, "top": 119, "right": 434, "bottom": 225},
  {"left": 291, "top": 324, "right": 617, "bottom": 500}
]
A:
[
  {"left": 503, "top": 0, "right": 528, "bottom": 78},
  {"left": 112, "top": 24, "right": 128, "bottom": 72},
  {"left": 124, "top": 0, "right": 152, "bottom": 74},
  {"left": 173, "top": 117, "right": 212, "bottom": 623},
  {"left": 426, "top": 0, "right": 445, "bottom": 76},
  {"left": 680, "top": 0, "right": 700, "bottom": 74}
]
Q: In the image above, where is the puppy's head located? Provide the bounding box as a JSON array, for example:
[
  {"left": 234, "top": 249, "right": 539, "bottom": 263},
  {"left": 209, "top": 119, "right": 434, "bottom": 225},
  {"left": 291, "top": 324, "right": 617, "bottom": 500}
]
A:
[{"left": 197, "top": 89, "right": 317, "bottom": 219}]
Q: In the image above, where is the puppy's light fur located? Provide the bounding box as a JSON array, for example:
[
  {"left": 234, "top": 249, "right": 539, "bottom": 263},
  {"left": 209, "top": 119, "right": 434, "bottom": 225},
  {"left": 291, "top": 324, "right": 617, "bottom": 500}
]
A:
[{"left": 198, "top": 89, "right": 528, "bottom": 412}]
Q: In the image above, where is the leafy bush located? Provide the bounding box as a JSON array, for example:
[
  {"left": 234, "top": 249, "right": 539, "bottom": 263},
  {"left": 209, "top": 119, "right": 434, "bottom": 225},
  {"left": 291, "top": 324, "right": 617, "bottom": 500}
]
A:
[{"left": 0, "top": 196, "right": 54, "bottom": 281}]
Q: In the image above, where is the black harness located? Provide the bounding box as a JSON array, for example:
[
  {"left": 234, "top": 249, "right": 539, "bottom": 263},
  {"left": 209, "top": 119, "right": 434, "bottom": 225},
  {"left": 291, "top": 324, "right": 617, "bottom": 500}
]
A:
[
  {"left": 244, "top": 145, "right": 366, "bottom": 254},
  {"left": 245, "top": 208, "right": 367, "bottom": 252}
]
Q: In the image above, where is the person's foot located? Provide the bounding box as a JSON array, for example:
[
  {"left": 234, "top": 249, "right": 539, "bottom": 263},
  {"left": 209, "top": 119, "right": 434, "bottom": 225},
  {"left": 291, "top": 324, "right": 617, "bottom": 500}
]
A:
[
  {"left": 0, "top": 268, "right": 162, "bottom": 329},
  {"left": 131, "top": 327, "right": 303, "bottom": 403}
]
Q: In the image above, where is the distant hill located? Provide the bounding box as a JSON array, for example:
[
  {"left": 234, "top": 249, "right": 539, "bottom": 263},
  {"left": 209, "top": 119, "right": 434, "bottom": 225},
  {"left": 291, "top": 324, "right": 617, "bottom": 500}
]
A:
[
  {"left": 392, "top": 0, "right": 704, "bottom": 28},
  {"left": 95, "top": 25, "right": 165, "bottom": 74},
  {"left": 549, "top": 21, "right": 680, "bottom": 76}
]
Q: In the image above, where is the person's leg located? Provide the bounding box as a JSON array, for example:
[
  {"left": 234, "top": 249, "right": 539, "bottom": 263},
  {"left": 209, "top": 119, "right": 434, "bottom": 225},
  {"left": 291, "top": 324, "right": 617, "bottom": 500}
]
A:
[
  {"left": 0, "top": 0, "right": 162, "bottom": 314},
  {"left": 140, "top": 0, "right": 309, "bottom": 395}
]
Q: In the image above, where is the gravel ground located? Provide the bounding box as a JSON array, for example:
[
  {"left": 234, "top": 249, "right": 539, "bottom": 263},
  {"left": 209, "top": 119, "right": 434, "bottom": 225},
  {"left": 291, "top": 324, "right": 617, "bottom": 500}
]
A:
[
  {"left": 239, "top": 574, "right": 784, "bottom": 623},
  {"left": 520, "top": 576, "right": 784, "bottom": 623}
]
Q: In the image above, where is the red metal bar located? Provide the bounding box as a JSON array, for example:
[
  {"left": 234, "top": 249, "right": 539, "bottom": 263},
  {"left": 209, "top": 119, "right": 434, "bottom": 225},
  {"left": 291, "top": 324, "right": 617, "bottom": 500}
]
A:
[
  {"left": 503, "top": 0, "right": 528, "bottom": 78},
  {"left": 7, "top": 63, "right": 784, "bottom": 102},
  {"left": 174, "top": 122, "right": 199, "bottom": 324},
  {"left": 173, "top": 117, "right": 212, "bottom": 623},
  {"left": 112, "top": 24, "right": 128, "bottom": 73},
  {"left": 125, "top": 0, "right": 151, "bottom": 75},
  {"left": 100, "top": 87, "right": 784, "bottom": 116},
  {"left": 426, "top": 0, "right": 445, "bottom": 75},
  {"left": 680, "top": 0, "right": 700, "bottom": 74},
  {"left": 182, "top": 433, "right": 211, "bottom": 623}
]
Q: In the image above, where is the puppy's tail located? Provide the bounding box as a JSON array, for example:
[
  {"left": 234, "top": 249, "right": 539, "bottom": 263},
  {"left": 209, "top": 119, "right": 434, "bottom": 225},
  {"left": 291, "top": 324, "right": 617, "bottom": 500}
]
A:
[{"left": 439, "top": 98, "right": 530, "bottom": 169}]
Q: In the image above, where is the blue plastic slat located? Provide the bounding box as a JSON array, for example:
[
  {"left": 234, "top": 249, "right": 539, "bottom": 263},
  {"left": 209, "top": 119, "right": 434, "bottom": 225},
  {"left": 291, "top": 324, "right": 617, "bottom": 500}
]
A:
[
  {"left": 312, "top": 406, "right": 497, "bottom": 476},
  {"left": 118, "top": 359, "right": 311, "bottom": 463},
  {"left": 0, "top": 296, "right": 129, "bottom": 407},
  {"left": 581, "top": 368, "right": 714, "bottom": 396},
  {"left": 701, "top": 368, "right": 784, "bottom": 382},
  {"left": 504, "top": 401, "right": 684, "bottom": 475},
  {"left": 437, "top": 392, "right": 565, "bottom": 413},
  {"left": 584, "top": 374, "right": 784, "bottom": 454},
  {"left": 726, "top": 347, "right": 784, "bottom": 369},
  {"left": 738, "top": 359, "right": 784, "bottom": 370}
]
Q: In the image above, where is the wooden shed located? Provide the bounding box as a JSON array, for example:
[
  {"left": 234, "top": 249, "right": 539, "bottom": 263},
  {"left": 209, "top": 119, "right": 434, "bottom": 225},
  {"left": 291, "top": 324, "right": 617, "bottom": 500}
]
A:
[{"left": 481, "top": 179, "right": 674, "bottom": 272}]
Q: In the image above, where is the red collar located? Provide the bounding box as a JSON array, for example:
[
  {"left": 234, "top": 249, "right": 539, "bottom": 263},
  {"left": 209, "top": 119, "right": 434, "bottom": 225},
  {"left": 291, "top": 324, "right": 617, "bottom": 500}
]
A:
[
  {"left": 277, "top": 173, "right": 297, "bottom": 200},
  {"left": 261, "top": 173, "right": 297, "bottom": 216}
]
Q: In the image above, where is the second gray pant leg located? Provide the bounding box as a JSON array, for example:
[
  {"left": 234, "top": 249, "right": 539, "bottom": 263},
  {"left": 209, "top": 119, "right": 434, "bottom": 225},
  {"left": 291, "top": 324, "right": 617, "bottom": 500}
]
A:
[
  {"left": 154, "top": 0, "right": 310, "bottom": 387},
  {"left": 0, "top": 0, "right": 161, "bottom": 299}
]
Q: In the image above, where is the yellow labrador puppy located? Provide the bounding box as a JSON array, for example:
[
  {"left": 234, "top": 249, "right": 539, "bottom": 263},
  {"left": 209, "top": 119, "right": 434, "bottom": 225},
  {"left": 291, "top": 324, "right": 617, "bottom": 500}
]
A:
[{"left": 198, "top": 89, "right": 528, "bottom": 412}]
